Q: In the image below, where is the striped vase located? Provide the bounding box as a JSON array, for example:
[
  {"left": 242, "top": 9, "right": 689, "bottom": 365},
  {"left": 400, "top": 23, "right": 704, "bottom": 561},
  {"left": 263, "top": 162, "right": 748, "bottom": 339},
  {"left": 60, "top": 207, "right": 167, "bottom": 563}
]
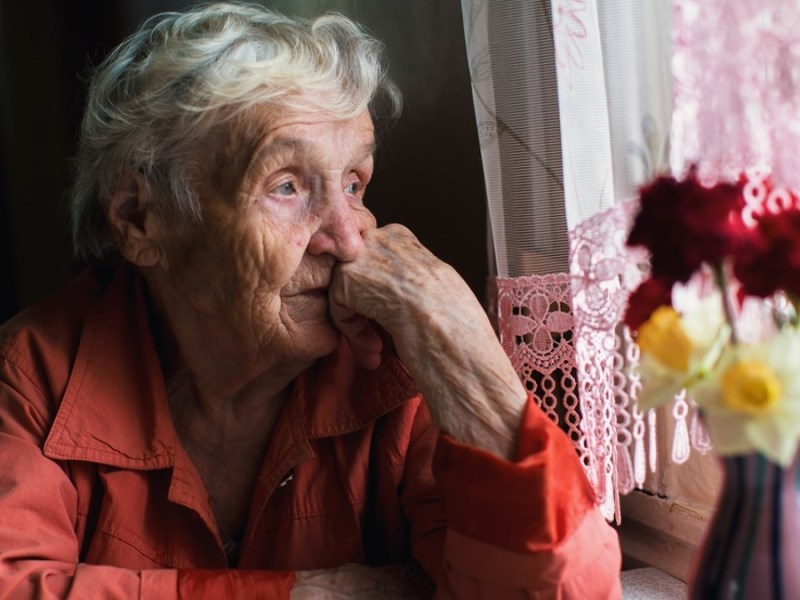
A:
[{"left": 687, "top": 452, "right": 800, "bottom": 599}]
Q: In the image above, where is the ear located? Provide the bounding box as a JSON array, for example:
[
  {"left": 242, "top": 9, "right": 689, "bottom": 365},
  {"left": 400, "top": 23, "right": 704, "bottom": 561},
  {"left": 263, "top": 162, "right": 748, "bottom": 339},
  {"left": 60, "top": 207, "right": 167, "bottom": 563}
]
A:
[{"left": 107, "top": 171, "right": 162, "bottom": 267}]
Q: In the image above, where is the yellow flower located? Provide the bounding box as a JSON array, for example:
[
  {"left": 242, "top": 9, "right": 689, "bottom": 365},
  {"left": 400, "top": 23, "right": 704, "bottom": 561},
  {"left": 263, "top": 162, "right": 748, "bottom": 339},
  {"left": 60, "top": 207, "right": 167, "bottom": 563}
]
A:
[
  {"left": 637, "top": 306, "right": 692, "bottom": 373},
  {"left": 634, "top": 295, "right": 728, "bottom": 412},
  {"left": 721, "top": 361, "right": 781, "bottom": 416}
]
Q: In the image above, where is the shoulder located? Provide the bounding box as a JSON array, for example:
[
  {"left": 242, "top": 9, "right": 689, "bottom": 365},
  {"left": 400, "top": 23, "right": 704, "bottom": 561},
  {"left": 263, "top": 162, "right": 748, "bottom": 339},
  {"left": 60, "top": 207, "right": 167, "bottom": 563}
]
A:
[{"left": 0, "top": 266, "right": 112, "bottom": 438}]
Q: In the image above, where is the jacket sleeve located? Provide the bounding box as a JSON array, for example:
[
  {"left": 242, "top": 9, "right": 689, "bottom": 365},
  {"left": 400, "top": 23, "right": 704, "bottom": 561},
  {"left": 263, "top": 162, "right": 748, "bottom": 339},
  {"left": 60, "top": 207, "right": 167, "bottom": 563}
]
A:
[
  {"left": 0, "top": 354, "right": 294, "bottom": 600},
  {"left": 406, "top": 393, "right": 622, "bottom": 599}
]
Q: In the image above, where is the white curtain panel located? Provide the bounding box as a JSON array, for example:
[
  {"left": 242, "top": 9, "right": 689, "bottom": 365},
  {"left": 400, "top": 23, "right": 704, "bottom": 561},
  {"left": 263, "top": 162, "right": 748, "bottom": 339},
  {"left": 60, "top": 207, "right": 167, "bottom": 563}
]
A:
[{"left": 460, "top": 0, "right": 672, "bottom": 520}]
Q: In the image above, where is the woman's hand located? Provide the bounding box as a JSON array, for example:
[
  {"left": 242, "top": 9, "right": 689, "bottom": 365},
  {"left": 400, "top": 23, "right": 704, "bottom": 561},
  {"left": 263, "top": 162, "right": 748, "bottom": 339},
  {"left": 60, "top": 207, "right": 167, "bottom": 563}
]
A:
[{"left": 329, "top": 224, "right": 527, "bottom": 460}]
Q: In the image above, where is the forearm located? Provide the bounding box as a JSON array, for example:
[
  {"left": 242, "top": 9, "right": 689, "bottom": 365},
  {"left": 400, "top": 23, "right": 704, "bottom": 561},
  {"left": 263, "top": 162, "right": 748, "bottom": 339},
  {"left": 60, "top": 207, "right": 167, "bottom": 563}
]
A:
[
  {"left": 392, "top": 289, "right": 527, "bottom": 460},
  {"left": 410, "top": 396, "right": 622, "bottom": 599}
]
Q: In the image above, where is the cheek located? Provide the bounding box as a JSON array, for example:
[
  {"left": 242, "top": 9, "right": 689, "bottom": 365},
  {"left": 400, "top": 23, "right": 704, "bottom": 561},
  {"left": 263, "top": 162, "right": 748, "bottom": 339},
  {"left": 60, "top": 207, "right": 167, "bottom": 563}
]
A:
[
  {"left": 238, "top": 222, "right": 313, "bottom": 291},
  {"left": 161, "top": 229, "right": 218, "bottom": 294},
  {"left": 290, "top": 231, "right": 310, "bottom": 251}
]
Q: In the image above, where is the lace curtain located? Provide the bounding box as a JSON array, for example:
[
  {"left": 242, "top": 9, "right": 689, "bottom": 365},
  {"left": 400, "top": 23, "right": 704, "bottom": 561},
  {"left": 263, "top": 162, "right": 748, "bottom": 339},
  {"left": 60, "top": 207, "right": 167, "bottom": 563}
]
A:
[
  {"left": 670, "top": 0, "right": 800, "bottom": 189},
  {"left": 463, "top": 0, "right": 800, "bottom": 521},
  {"left": 460, "top": 0, "right": 672, "bottom": 521}
]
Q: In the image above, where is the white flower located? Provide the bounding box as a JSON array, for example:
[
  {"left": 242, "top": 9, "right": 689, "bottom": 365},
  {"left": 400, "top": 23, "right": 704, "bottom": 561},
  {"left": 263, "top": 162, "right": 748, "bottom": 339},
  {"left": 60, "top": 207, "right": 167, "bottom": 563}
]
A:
[{"left": 692, "top": 328, "right": 800, "bottom": 466}]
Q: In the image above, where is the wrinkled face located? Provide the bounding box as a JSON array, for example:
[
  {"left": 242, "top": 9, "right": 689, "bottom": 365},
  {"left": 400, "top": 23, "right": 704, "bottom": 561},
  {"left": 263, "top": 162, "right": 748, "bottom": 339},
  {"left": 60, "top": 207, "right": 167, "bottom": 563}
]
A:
[{"left": 158, "top": 107, "right": 377, "bottom": 364}]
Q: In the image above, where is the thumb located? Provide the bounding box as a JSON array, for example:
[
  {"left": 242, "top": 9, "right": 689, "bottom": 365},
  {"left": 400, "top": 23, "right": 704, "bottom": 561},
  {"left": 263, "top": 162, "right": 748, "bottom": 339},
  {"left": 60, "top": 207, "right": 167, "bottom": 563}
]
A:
[{"left": 329, "top": 299, "right": 383, "bottom": 370}]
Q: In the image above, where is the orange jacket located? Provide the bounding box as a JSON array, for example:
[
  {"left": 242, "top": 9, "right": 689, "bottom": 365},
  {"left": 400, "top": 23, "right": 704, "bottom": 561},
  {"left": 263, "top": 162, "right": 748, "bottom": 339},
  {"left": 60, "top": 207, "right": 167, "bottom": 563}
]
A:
[{"left": 0, "top": 265, "right": 621, "bottom": 599}]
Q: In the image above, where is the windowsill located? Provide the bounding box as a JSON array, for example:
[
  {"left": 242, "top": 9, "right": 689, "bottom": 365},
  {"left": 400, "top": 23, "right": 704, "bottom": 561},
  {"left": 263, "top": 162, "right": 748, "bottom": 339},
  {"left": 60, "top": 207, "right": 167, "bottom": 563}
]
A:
[{"left": 617, "top": 489, "right": 711, "bottom": 582}]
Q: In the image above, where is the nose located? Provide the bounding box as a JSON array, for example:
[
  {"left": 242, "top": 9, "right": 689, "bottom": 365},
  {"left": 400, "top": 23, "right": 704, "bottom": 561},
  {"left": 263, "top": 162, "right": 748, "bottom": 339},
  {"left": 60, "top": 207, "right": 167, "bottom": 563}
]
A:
[{"left": 307, "top": 192, "right": 374, "bottom": 262}]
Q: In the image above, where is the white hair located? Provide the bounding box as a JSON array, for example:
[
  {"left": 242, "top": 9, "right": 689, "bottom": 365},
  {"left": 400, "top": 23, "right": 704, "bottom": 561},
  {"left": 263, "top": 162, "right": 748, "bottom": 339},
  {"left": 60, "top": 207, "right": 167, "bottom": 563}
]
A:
[{"left": 70, "top": 1, "right": 402, "bottom": 261}]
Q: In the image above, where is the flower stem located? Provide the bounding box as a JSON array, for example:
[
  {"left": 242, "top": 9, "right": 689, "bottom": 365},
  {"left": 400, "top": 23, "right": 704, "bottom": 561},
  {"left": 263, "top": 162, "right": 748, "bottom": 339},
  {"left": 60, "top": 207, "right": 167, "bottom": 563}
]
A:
[{"left": 714, "top": 264, "right": 739, "bottom": 344}]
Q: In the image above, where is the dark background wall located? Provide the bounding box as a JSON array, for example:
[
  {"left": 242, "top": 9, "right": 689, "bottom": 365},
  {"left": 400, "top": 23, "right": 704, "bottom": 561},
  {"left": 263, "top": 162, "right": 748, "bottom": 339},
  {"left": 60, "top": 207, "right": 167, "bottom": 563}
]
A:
[{"left": 0, "top": 0, "right": 488, "bottom": 322}]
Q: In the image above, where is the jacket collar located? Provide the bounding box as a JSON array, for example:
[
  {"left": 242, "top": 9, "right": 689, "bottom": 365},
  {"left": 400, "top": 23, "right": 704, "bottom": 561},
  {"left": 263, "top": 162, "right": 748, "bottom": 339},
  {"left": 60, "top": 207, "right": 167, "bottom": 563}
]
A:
[
  {"left": 43, "top": 265, "right": 419, "bottom": 469},
  {"left": 43, "top": 265, "right": 177, "bottom": 468}
]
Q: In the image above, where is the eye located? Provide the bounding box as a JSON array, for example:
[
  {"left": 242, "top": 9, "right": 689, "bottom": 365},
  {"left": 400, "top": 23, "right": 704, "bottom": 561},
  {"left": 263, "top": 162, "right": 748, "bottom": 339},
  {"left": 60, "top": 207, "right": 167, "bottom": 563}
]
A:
[
  {"left": 274, "top": 181, "right": 297, "bottom": 196},
  {"left": 345, "top": 181, "right": 361, "bottom": 195}
]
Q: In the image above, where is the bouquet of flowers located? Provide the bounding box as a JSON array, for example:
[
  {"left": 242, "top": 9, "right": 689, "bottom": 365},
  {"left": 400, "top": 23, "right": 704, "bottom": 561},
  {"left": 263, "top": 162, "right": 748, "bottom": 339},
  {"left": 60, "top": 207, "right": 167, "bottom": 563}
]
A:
[{"left": 625, "top": 168, "right": 800, "bottom": 467}]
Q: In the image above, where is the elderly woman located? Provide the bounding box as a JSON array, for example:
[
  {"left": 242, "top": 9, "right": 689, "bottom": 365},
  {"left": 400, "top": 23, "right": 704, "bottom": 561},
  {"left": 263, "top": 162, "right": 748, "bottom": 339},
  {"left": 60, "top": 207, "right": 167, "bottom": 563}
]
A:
[{"left": 0, "top": 3, "right": 620, "bottom": 598}]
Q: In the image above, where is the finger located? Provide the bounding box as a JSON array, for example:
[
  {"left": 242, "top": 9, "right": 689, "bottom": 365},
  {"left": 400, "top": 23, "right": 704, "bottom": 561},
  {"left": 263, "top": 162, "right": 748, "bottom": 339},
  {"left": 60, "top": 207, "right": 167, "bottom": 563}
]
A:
[{"left": 329, "top": 300, "right": 383, "bottom": 370}]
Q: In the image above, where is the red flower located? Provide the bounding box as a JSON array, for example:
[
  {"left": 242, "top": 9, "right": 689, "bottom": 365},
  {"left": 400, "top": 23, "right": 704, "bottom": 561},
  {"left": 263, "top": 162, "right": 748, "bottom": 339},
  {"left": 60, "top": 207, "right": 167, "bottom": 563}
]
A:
[
  {"left": 624, "top": 277, "right": 673, "bottom": 333},
  {"left": 627, "top": 169, "right": 745, "bottom": 284},
  {"left": 733, "top": 208, "right": 800, "bottom": 299}
]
